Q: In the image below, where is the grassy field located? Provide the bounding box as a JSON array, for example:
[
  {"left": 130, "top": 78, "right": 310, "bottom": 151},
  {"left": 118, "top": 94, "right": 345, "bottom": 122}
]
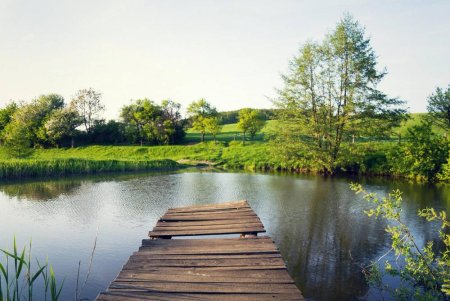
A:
[
  {"left": 393, "top": 113, "right": 445, "bottom": 136},
  {"left": 0, "top": 113, "right": 436, "bottom": 180},
  {"left": 184, "top": 113, "right": 435, "bottom": 144},
  {"left": 184, "top": 123, "right": 269, "bottom": 143}
]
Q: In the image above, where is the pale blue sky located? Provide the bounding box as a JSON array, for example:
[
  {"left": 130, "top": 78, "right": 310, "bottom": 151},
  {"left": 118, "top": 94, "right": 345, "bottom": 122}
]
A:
[{"left": 1, "top": 0, "right": 449, "bottom": 119}]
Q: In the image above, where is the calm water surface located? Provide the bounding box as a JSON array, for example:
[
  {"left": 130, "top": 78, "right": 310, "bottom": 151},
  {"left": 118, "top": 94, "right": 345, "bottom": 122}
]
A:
[{"left": 0, "top": 170, "right": 449, "bottom": 301}]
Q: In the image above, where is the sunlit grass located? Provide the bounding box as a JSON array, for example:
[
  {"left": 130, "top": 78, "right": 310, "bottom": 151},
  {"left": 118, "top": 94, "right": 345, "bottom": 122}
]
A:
[{"left": 0, "top": 158, "right": 179, "bottom": 179}]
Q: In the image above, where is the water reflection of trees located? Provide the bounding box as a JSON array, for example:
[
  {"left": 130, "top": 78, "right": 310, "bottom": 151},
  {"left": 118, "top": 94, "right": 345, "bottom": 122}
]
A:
[
  {"left": 0, "top": 179, "right": 83, "bottom": 200},
  {"left": 0, "top": 170, "right": 186, "bottom": 201},
  {"left": 273, "top": 177, "right": 390, "bottom": 301}
]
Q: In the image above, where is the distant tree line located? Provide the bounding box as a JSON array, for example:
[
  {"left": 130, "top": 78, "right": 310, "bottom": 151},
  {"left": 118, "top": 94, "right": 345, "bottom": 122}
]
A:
[
  {"left": 0, "top": 89, "right": 270, "bottom": 153},
  {"left": 0, "top": 89, "right": 186, "bottom": 152},
  {"left": 218, "top": 109, "right": 276, "bottom": 124}
]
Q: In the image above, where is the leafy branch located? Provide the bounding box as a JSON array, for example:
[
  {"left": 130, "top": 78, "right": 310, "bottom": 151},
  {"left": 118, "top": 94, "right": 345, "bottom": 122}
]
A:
[{"left": 350, "top": 183, "right": 450, "bottom": 300}]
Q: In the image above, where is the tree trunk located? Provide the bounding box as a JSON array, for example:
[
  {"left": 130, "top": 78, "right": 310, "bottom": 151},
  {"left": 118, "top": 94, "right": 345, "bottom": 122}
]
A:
[
  {"left": 71, "top": 137, "right": 75, "bottom": 148},
  {"left": 201, "top": 132, "right": 205, "bottom": 143}
]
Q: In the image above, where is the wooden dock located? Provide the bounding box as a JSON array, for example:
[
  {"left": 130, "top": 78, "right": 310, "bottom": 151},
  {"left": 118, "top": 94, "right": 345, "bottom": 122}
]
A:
[{"left": 96, "top": 200, "right": 304, "bottom": 300}]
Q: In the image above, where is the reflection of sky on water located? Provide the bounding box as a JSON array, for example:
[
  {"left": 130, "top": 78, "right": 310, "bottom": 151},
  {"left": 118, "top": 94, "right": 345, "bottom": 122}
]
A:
[{"left": 0, "top": 171, "right": 448, "bottom": 301}]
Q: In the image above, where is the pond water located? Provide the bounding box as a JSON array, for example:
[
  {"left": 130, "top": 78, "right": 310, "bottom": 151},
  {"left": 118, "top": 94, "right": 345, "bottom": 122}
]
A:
[{"left": 0, "top": 170, "right": 449, "bottom": 301}]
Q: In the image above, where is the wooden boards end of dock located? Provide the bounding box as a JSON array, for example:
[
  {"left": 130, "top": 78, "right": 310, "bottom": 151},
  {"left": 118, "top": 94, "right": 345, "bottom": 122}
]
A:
[{"left": 96, "top": 200, "right": 304, "bottom": 301}]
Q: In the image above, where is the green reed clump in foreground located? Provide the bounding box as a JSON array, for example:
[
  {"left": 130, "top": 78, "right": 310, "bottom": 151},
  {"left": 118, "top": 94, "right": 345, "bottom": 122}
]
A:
[
  {"left": 0, "top": 238, "right": 63, "bottom": 301},
  {"left": 0, "top": 158, "right": 179, "bottom": 179}
]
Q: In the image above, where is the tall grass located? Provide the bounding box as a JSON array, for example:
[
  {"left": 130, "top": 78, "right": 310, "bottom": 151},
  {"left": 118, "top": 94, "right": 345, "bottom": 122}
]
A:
[
  {"left": 0, "top": 158, "right": 179, "bottom": 180},
  {"left": 0, "top": 238, "right": 63, "bottom": 301}
]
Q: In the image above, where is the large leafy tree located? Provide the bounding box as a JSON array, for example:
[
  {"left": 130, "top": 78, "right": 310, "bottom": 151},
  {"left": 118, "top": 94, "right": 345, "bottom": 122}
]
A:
[
  {"left": 3, "top": 94, "right": 65, "bottom": 148},
  {"left": 237, "top": 108, "right": 266, "bottom": 141},
  {"left": 187, "top": 99, "right": 218, "bottom": 142},
  {"left": 0, "top": 102, "right": 18, "bottom": 134},
  {"left": 45, "top": 106, "right": 82, "bottom": 147},
  {"left": 426, "top": 85, "right": 450, "bottom": 131},
  {"left": 72, "top": 88, "right": 105, "bottom": 134},
  {"left": 121, "top": 99, "right": 160, "bottom": 145},
  {"left": 161, "top": 99, "right": 184, "bottom": 144},
  {"left": 275, "top": 15, "right": 407, "bottom": 171},
  {"left": 121, "top": 99, "right": 183, "bottom": 145}
]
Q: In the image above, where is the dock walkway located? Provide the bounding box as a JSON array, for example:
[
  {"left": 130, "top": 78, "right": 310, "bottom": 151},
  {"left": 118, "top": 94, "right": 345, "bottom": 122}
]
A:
[{"left": 96, "top": 200, "right": 304, "bottom": 300}]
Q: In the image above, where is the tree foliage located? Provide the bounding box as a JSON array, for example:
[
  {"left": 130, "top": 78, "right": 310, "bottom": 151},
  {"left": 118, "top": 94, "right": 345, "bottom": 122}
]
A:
[
  {"left": 45, "top": 106, "right": 82, "bottom": 147},
  {"left": 187, "top": 99, "right": 218, "bottom": 142},
  {"left": 71, "top": 88, "right": 105, "bottom": 134},
  {"left": 237, "top": 108, "right": 266, "bottom": 141},
  {"left": 2, "top": 94, "right": 65, "bottom": 150},
  {"left": 0, "top": 102, "right": 18, "bottom": 133},
  {"left": 426, "top": 85, "right": 450, "bottom": 131},
  {"left": 389, "top": 122, "right": 448, "bottom": 181},
  {"left": 120, "top": 98, "right": 184, "bottom": 145},
  {"left": 275, "top": 14, "right": 407, "bottom": 172},
  {"left": 204, "top": 116, "right": 222, "bottom": 143}
]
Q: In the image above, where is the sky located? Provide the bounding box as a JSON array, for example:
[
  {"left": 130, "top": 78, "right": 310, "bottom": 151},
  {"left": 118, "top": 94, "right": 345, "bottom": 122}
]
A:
[{"left": 1, "top": 0, "right": 449, "bottom": 119}]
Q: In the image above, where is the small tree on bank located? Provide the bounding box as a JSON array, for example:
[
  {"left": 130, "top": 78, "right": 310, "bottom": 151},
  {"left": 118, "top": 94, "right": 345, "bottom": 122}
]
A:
[
  {"left": 72, "top": 88, "right": 105, "bottom": 135},
  {"left": 426, "top": 85, "right": 450, "bottom": 132},
  {"left": 237, "top": 108, "right": 265, "bottom": 141},
  {"left": 205, "top": 116, "right": 222, "bottom": 143},
  {"left": 187, "top": 99, "right": 218, "bottom": 142}
]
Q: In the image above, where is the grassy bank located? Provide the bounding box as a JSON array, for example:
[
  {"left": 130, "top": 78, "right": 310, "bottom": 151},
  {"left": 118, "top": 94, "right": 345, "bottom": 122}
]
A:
[
  {"left": 0, "top": 140, "right": 393, "bottom": 176},
  {"left": 0, "top": 113, "right": 444, "bottom": 180},
  {"left": 0, "top": 158, "right": 179, "bottom": 179}
]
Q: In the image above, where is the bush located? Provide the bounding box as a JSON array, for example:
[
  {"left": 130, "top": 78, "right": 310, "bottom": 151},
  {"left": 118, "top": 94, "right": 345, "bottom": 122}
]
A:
[{"left": 388, "top": 122, "right": 448, "bottom": 181}]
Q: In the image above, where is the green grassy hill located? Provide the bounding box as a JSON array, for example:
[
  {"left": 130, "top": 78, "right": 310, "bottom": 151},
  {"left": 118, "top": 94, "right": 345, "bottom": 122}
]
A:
[
  {"left": 184, "top": 113, "right": 437, "bottom": 144},
  {"left": 394, "top": 113, "right": 445, "bottom": 136},
  {"left": 184, "top": 122, "right": 274, "bottom": 143}
]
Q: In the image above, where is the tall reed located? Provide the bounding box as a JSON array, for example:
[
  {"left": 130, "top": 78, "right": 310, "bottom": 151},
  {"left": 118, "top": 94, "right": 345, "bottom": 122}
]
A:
[
  {"left": 0, "top": 158, "right": 179, "bottom": 180},
  {"left": 0, "top": 237, "right": 63, "bottom": 301}
]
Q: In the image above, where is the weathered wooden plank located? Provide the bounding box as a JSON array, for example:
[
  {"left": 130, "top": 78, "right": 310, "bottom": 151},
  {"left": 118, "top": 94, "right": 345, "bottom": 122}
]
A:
[
  {"left": 124, "top": 257, "right": 286, "bottom": 268},
  {"left": 139, "top": 237, "right": 277, "bottom": 254},
  {"left": 129, "top": 253, "right": 282, "bottom": 259},
  {"left": 167, "top": 206, "right": 253, "bottom": 213},
  {"left": 165, "top": 207, "right": 255, "bottom": 216},
  {"left": 166, "top": 200, "right": 250, "bottom": 212},
  {"left": 149, "top": 227, "right": 265, "bottom": 237},
  {"left": 168, "top": 207, "right": 253, "bottom": 214},
  {"left": 118, "top": 265, "right": 287, "bottom": 272},
  {"left": 116, "top": 269, "right": 293, "bottom": 282},
  {"left": 152, "top": 222, "right": 263, "bottom": 231},
  {"left": 142, "top": 236, "right": 274, "bottom": 246},
  {"left": 138, "top": 247, "right": 277, "bottom": 255},
  {"left": 155, "top": 219, "right": 262, "bottom": 227},
  {"left": 163, "top": 207, "right": 254, "bottom": 215},
  {"left": 160, "top": 214, "right": 258, "bottom": 222},
  {"left": 97, "top": 291, "right": 304, "bottom": 301},
  {"left": 108, "top": 282, "right": 300, "bottom": 294}
]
